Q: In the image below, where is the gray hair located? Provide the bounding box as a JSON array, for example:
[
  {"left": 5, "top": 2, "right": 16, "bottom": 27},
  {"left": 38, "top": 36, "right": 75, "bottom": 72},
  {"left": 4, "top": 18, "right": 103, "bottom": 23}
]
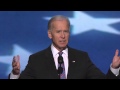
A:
[{"left": 48, "top": 15, "right": 70, "bottom": 30}]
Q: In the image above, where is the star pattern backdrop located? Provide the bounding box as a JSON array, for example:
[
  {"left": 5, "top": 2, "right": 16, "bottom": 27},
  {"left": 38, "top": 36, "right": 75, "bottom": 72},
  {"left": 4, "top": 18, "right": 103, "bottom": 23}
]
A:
[{"left": 0, "top": 11, "right": 120, "bottom": 79}]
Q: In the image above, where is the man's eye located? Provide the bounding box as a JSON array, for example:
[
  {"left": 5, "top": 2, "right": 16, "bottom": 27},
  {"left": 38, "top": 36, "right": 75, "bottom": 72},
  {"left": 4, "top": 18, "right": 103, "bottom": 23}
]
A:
[{"left": 57, "top": 31, "right": 61, "bottom": 33}]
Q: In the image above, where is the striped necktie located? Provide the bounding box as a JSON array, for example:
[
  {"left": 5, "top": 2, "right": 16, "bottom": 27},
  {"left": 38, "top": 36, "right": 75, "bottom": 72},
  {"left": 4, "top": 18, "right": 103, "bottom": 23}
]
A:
[{"left": 58, "top": 51, "right": 66, "bottom": 79}]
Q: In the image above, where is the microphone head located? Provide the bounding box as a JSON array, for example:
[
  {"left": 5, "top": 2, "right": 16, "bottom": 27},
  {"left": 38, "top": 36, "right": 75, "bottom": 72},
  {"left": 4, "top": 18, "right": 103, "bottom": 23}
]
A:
[{"left": 58, "top": 56, "right": 63, "bottom": 64}]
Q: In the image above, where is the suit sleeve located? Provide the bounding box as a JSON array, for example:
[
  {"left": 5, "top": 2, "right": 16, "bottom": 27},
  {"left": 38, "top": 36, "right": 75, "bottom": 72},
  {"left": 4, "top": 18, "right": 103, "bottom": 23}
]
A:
[
  {"left": 85, "top": 52, "right": 119, "bottom": 79},
  {"left": 19, "top": 55, "right": 36, "bottom": 79}
]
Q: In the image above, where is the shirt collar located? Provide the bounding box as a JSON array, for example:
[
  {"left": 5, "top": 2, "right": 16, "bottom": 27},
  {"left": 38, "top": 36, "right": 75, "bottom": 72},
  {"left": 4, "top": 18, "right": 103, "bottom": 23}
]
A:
[{"left": 51, "top": 44, "right": 68, "bottom": 57}]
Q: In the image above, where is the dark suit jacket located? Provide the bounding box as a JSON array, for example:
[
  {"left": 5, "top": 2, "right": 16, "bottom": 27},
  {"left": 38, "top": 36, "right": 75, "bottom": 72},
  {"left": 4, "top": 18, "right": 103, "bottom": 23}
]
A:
[{"left": 19, "top": 45, "right": 119, "bottom": 79}]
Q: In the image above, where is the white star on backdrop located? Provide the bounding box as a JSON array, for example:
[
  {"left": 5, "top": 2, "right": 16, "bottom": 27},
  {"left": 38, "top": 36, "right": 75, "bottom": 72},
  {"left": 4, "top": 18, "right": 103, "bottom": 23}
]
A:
[
  {"left": 0, "top": 44, "right": 31, "bottom": 75},
  {"left": 44, "top": 11, "right": 120, "bottom": 35}
]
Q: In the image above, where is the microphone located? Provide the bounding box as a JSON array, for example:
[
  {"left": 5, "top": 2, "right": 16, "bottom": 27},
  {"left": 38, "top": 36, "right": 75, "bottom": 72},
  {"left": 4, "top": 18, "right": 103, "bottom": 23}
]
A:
[
  {"left": 58, "top": 55, "right": 63, "bottom": 75},
  {"left": 58, "top": 56, "right": 63, "bottom": 64}
]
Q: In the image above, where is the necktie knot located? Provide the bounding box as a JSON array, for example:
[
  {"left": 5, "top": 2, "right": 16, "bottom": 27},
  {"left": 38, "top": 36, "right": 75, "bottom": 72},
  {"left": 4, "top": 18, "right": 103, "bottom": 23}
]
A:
[{"left": 58, "top": 51, "right": 63, "bottom": 56}]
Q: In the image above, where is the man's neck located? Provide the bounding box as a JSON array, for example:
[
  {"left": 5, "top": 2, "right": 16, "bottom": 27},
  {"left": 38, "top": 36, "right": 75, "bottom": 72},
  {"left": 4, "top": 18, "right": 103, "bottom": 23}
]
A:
[{"left": 52, "top": 44, "right": 67, "bottom": 51}]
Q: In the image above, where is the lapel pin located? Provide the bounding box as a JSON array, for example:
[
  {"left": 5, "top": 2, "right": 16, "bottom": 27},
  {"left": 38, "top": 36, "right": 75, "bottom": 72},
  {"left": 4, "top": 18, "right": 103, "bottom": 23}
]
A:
[{"left": 72, "top": 61, "right": 75, "bottom": 63}]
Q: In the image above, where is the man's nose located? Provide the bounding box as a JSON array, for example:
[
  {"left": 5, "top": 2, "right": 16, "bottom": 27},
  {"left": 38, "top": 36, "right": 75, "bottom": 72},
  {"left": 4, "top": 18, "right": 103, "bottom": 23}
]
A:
[{"left": 61, "top": 32, "right": 65, "bottom": 38}]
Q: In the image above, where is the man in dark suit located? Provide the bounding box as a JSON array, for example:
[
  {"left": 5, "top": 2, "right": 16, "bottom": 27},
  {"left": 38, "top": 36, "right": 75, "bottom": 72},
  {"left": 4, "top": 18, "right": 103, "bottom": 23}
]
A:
[{"left": 9, "top": 15, "right": 120, "bottom": 79}]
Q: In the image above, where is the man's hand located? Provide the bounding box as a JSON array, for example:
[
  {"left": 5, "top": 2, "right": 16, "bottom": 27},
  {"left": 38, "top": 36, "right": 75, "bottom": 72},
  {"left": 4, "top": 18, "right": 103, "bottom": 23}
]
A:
[
  {"left": 111, "top": 49, "right": 120, "bottom": 69},
  {"left": 12, "top": 55, "right": 20, "bottom": 75}
]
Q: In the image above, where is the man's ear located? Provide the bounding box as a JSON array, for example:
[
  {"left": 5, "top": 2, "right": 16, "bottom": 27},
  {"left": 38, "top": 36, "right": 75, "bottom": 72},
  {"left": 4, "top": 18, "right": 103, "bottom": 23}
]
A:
[{"left": 48, "top": 30, "right": 52, "bottom": 39}]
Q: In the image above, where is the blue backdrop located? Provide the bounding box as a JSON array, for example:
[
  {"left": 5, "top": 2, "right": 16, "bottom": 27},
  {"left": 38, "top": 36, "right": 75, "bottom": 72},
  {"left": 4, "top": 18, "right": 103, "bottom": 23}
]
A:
[{"left": 0, "top": 11, "right": 120, "bottom": 79}]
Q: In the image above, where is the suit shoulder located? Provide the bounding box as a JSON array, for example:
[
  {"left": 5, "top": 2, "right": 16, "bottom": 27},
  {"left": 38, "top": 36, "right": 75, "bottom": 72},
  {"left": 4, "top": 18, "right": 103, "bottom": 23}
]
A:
[
  {"left": 69, "top": 47, "right": 88, "bottom": 55},
  {"left": 30, "top": 48, "right": 47, "bottom": 57},
  {"left": 27, "top": 48, "right": 48, "bottom": 64}
]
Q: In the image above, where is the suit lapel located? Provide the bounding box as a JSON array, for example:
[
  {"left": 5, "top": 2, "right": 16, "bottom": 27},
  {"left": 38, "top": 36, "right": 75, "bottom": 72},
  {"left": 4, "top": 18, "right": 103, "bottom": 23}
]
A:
[
  {"left": 67, "top": 47, "right": 77, "bottom": 79},
  {"left": 45, "top": 46, "right": 59, "bottom": 79}
]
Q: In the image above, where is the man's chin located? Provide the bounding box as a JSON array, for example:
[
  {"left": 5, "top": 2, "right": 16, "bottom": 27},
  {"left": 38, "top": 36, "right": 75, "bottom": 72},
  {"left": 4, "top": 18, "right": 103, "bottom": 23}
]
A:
[{"left": 58, "top": 46, "right": 67, "bottom": 50}]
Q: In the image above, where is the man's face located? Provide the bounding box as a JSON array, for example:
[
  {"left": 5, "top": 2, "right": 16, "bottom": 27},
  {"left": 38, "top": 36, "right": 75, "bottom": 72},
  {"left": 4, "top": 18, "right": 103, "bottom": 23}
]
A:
[{"left": 48, "top": 20, "right": 70, "bottom": 51}]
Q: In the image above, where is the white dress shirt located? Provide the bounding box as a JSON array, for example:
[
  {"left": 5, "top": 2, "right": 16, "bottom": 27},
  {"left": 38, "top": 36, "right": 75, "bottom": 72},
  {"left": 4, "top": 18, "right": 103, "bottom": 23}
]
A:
[
  {"left": 51, "top": 44, "right": 68, "bottom": 78},
  {"left": 110, "top": 64, "right": 120, "bottom": 76}
]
